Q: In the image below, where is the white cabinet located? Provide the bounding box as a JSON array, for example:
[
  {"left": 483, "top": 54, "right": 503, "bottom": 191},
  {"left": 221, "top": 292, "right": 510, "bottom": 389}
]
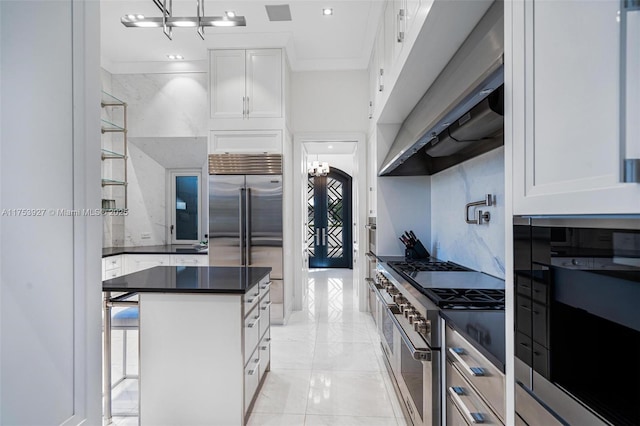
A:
[
  {"left": 367, "top": 132, "right": 378, "bottom": 216},
  {"left": 209, "top": 49, "right": 282, "bottom": 120},
  {"left": 169, "top": 254, "right": 208, "bottom": 267},
  {"left": 208, "top": 130, "right": 282, "bottom": 154},
  {"left": 510, "top": 0, "right": 640, "bottom": 214},
  {"left": 102, "top": 255, "right": 124, "bottom": 280},
  {"left": 124, "top": 254, "right": 170, "bottom": 275}
]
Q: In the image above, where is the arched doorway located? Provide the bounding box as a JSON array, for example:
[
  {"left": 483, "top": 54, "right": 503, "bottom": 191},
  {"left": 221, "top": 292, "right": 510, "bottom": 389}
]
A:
[{"left": 307, "top": 167, "right": 352, "bottom": 268}]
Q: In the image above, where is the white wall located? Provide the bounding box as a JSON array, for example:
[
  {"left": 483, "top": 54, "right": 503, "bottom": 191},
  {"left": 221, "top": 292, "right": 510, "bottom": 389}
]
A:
[
  {"left": 430, "top": 147, "right": 505, "bottom": 278},
  {"left": 291, "top": 70, "right": 369, "bottom": 134},
  {"left": 112, "top": 73, "right": 208, "bottom": 138},
  {"left": 1, "top": 1, "right": 102, "bottom": 424}
]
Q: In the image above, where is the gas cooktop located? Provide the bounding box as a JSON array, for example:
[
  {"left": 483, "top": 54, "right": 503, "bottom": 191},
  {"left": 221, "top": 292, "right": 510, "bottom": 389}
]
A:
[{"left": 387, "top": 259, "right": 505, "bottom": 309}]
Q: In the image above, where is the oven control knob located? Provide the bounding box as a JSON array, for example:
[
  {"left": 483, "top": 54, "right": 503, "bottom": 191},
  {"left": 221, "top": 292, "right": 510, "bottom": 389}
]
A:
[
  {"left": 414, "top": 319, "right": 430, "bottom": 334},
  {"left": 393, "top": 294, "right": 406, "bottom": 304}
]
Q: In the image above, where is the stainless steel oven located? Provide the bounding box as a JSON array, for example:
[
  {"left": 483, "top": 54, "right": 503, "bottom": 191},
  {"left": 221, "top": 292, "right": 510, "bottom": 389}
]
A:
[
  {"left": 514, "top": 217, "right": 640, "bottom": 426},
  {"left": 379, "top": 300, "right": 437, "bottom": 426}
]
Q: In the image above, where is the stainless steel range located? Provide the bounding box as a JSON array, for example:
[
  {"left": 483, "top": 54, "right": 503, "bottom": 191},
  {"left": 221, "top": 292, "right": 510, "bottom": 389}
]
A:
[{"left": 368, "top": 258, "right": 505, "bottom": 426}]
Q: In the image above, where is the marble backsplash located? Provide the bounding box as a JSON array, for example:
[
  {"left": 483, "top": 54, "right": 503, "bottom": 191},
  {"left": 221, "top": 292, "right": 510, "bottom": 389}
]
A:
[
  {"left": 111, "top": 73, "right": 207, "bottom": 138},
  {"left": 430, "top": 147, "right": 505, "bottom": 279}
]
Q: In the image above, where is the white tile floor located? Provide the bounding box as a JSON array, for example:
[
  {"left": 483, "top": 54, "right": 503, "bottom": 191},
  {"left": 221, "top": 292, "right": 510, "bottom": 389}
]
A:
[{"left": 110, "top": 268, "right": 406, "bottom": 426}]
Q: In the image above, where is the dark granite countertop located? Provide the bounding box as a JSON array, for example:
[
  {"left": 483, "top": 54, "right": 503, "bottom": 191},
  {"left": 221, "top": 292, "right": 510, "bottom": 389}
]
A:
[
  {"left": 103, "top": 245, "right": 208, "bottom": 257},
  {"left": 440, "top": 309, "right": 505, "bottom": 372},
  {"left": 102, "top": 266, "right": 271, "bottom": 294}
]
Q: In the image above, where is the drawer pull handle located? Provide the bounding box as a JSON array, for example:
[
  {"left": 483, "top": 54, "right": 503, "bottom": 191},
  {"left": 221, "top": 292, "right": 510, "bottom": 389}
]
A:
[
  {"left": 246, "top": 298, "right": 256, "bottom": 304},
  {"left": 247, "top": 320, "right": 258, "bottom": 328},
  {"left": 448, "top": 386, "right": 485, "bottom": 424},
  {"left": 248, "top": 360, "right": 260, "bottom": 375},
  {"left": 260, "top": 345, "right": 268, "bottom": 350},
  {"left": 449, "top": 347, "right": 485, "bottom": 376},
  {"left": 261, "top": 282, "right": 271, "bottom": 290},
  {"left": 261, "top": 301, "right": 272, "bottom": 310}
]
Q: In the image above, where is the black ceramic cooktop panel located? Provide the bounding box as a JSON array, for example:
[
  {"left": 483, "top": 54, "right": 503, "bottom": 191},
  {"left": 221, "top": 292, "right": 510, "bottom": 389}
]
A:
[{"left": 102, "top": 266, "right": 271, "bottom": 294}]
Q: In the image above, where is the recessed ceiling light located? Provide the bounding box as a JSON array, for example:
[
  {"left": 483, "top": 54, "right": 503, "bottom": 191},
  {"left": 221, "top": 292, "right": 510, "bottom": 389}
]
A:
[
  {"left": 322, "top": 8, "right": 333, "bottom": 16},
  {"left": 167, "top": 54, "right": 184, "bottom": 60},
  {"left": 225, "top": 11, "right": 236, "bottom": 18},
  {"left": 328, "top": 145, "right": 333, "bottom": 149}
]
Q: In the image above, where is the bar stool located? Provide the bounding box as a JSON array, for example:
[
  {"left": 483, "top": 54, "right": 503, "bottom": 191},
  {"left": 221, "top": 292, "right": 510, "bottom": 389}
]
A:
[
  {"left": 111, "top": 306, "right": 139, "bottom": 387},
  {"left": 104, "top": 292, "right": 139, "bottom": 423}
]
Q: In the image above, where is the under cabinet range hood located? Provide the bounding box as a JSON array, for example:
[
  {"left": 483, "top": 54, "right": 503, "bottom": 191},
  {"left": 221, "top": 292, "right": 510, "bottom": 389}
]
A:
[{"left": 379, "top": 1, "right": 504, "bottom": 176}]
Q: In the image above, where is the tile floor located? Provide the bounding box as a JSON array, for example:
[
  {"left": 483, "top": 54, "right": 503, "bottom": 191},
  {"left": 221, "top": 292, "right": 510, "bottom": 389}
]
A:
[{"left": 110, "top": 268, "right": 406, "bottom": 426}]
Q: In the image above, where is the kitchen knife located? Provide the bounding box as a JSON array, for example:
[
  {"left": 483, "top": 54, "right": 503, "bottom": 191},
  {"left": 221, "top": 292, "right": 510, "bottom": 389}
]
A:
[{"left": 409, "top": 230, "right": 418, "bottom": 242}]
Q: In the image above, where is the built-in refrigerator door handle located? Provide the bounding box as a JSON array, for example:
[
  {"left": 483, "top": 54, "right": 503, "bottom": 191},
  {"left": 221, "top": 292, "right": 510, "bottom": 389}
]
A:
[
  {"left": 240, "top": 188, "right": 246, "bottom": 266},
  {"left": 315, "top": 229, "right": 320, "bottom": 246},
  {"left": 246, "top": 188, "right": 252, "bottom": 265},
  {"left": 322, "top": 227, "right": 327, "bottom": 246}
]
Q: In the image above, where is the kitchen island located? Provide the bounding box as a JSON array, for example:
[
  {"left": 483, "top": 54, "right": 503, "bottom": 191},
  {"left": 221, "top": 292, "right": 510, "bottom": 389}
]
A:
[{"left": 103, "top": 266, "right": 271, "bottom": 425}]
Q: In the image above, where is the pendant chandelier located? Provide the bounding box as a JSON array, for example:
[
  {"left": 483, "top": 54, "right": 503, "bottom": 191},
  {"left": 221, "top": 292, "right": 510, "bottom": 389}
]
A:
[
  {"left": 121, "top": 0, "right": 246, "bottom": 40},
  {"left": 308, "top": 159, "right": 330, "bottom": 177}
]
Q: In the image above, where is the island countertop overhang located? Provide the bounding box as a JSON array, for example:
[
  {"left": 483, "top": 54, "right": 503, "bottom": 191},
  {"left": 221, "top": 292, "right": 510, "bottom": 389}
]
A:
[{"left": 102, "top": 266, "right": 272, "bottom": 294}]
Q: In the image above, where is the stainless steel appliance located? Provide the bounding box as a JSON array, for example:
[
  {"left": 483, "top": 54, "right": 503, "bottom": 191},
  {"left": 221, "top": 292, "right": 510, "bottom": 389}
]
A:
[
  {"left": 208, "top": 154, "right": 283, "bottom": 322},
  {"left": 371, "top": 259, "right": 505, "bottom": 426},
  {"left": 379, "top": 1, "right": 504, "bottom": 176},
  {"left": 514, "top": 217, "right": 640, "bottom": 426}
]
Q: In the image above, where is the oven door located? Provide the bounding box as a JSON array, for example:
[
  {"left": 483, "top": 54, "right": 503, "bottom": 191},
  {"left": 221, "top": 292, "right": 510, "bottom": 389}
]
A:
[{"left": 390, "top": 309, "right": 438, "bottom": 426}]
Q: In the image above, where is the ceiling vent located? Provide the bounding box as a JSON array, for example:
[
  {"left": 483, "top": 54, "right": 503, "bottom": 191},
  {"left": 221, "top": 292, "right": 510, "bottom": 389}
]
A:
[{"left": 265, "top": 4, "right": 292, "bottom": 21}]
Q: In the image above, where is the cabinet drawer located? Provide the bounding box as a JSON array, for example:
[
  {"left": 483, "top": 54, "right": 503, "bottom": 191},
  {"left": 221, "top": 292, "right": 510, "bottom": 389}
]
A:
[
  {"left": 244, "top": 309, "right": 261, "bottom": 365},
  {"left": 258, "top": 275, "right": 271, "bottom": 299},
  {"left": 258, "top": 329, "right": 270, "bottom": 382},
  {"left": 515, "top": 381, "right": 564, "bottom": 426},
  {"left": 124, "top": 254, "right": 170, "bottom": 274},
  {"left": 446, "top": 326, "right": 505, "bottom": 423},
  {"left": 446, "top": 361, "right": 503, "bottom": 425},
  {"left": 170, "top": 254, "right": 208, "bottom": 266},
  {"left": 243, "top": 283, "right": 261, "bottom": 313},
  {"left": 259, "top": 293, "right": 271, "bottom": 339},
  {"left": 103, "top": 255, "right": 123, "bottom": 271},
  {"left": 244, "top": 348, "right": 260, "bottom": 414},
  {"left": 103, "top": 268, "right": 122, "bottom": 280}
]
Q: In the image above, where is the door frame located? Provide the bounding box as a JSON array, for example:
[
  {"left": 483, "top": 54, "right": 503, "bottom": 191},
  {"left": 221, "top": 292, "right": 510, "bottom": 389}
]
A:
[{"left": 292, "top": 132, "right": 367, "bottom": 311}]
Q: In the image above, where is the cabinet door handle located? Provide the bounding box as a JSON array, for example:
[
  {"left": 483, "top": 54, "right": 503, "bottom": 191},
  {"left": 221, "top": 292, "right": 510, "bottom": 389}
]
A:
[
  {"left": 245, "top": 96, "right": 250, "bottom": 117},
  {"left": 248, "top": 359, "right": 260, "bottom": 375},
  {"left": 397, "top": 9, "right": 405, "bottom": 43},
  {"left": 448, "top": 386, "right": 485, "bottom": 424},
  {"left": 448, "top": 347, "right": 485, "bottom": 376}
]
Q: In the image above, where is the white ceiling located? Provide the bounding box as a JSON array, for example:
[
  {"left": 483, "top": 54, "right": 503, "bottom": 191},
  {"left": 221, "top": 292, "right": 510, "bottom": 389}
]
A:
[{"left": 100, "top": 0, "right": 384, "bottom": 74}]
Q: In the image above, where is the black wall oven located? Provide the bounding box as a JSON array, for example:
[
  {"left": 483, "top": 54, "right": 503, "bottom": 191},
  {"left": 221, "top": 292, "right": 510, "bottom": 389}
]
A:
[{"left": 514, "top": 217, "right": 640, "bottom": 426}]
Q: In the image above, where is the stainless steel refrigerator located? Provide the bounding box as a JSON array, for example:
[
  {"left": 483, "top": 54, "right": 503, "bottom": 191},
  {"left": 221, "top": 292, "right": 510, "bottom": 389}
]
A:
[{"left": 208, "top": 154, "right": 283, "bottom": 322}]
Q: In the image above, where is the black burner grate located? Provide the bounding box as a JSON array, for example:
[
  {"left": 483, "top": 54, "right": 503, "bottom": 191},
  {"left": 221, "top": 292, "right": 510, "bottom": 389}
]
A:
[
  {"left": 388, "top": 260, "right": 471, "bottom": 273},
  {"left": 425, "top": 288, "right": 505, "bottom": 309}
]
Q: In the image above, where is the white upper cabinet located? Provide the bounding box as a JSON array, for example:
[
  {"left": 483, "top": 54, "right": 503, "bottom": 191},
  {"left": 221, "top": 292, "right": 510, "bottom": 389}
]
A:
[
  {"left": 245, "top": 49, "right": 282, "bottom": 118},
  {"left": 210, "top": 49, "right": 282, "bottom": 120},
  {"left": 210, "top": 50, "right": 246, "bottom": 119},
  {"left": 510, "top": 0, "right": 640, "bottom": 215}
]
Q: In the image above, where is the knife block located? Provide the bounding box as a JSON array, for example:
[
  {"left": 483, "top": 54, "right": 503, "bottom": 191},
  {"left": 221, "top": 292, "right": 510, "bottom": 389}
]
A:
[{"left": 405, "top": 240, "right": 430, "bottom": 260}]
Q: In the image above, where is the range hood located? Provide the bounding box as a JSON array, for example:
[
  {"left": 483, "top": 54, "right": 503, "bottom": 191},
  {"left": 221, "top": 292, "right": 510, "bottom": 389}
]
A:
[{"left": 379, "top": 1, "right": 504, "bottom": 176}]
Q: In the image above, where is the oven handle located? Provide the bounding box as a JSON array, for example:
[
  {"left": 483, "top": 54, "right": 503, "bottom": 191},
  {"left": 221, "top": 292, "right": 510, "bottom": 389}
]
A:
[
  {"left": 385, "top": 305, "right": 432, "bottom": 361},
  {"left": 365, "top": 252, "right": 376, "bottom": 260},
  {"left": 448, "top": 386, "right": 486, "bottom": 424}
]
